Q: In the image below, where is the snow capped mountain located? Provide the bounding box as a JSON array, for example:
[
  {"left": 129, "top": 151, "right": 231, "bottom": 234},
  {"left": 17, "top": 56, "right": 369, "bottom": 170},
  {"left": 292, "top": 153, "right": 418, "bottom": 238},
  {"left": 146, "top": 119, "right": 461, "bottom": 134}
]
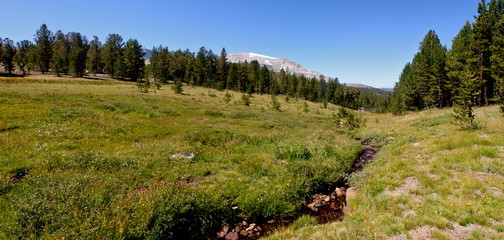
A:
[{"left": 227, "top": 52, "right": 334, "bottom": 80}]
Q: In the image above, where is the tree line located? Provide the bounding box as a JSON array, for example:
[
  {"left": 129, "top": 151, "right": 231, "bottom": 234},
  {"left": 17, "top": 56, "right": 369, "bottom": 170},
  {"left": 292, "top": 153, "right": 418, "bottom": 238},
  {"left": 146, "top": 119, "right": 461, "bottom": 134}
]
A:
[
  {"left": 0, "top": 24, "right": 392, "bottom": 112},
  {"left": 391, "top": 0, "right": 504, "bottom": 115}
]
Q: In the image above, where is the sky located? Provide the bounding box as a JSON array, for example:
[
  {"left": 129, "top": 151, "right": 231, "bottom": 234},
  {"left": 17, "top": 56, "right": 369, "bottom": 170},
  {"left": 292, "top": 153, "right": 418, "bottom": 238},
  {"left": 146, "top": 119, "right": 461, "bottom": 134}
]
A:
[{"left": 0, "top": 0, "right": 480, "bottom": 87}]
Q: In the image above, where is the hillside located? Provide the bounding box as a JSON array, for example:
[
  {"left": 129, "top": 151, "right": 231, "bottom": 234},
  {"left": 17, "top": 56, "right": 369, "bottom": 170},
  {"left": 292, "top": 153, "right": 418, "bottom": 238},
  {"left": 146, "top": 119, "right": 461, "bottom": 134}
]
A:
[
  {"left": 227, "top": 52, "right": 334, "bottom": 80},
  {"left": 0, "top": 76, "right": 362, "bottom": 239},
  {"left": 269, "top": 106, "right": 504, "bottom": 239}
]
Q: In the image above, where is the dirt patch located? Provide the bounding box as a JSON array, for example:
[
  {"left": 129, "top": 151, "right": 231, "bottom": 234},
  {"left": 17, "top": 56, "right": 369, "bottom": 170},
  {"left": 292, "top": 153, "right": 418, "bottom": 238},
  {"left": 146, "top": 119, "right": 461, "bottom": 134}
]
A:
[
  {"left": 385, "top": 177, "right": 420, "bottom": 196},
  {"left": 388, "top": 222, "right": 503, "bottom": 240}
]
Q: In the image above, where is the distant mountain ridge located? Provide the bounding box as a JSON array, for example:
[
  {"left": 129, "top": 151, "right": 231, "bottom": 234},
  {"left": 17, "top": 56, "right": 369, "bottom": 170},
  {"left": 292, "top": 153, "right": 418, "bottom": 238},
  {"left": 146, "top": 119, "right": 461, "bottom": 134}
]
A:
[{"left": 227, "top": 52, "right": 334, "bottom": 80}]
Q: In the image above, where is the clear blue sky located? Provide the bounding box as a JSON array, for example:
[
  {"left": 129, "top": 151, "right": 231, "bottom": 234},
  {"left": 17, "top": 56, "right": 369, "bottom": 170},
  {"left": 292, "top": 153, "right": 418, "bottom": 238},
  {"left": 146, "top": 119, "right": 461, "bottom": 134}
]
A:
[{"left": 0, "top": 0, "right": 479, "bottom": 87}]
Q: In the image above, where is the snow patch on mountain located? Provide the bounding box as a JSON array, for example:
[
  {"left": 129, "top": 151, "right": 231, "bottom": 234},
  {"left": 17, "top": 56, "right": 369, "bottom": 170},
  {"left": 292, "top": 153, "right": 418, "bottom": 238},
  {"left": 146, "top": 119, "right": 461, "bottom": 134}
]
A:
[{"left": 227, "top": 52, "right": 334, "bottom": 80}]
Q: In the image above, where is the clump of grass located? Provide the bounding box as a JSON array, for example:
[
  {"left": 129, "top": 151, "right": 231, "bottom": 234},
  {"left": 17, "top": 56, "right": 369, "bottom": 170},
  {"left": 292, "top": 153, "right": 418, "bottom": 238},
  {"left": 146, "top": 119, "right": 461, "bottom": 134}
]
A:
[
  {"left": 204, "top": 110, "right": 224, "bottom": 117},
  {"left": 410, "top": 114, "right": 451, "bottom": 127},
  {"left": 147, "top": 187, "right": 234, "bottom": 240},
  {"left": 290, "top": 215, "right": 318, "bottom": 231}
]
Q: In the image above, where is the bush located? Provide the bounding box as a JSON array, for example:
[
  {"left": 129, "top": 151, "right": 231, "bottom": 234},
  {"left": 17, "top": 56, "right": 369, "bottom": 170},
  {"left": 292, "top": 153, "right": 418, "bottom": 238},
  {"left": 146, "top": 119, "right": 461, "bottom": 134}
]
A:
[
  {"left": 146, "top": 188, "right": 233, "bottom": 240},
  {"left": 500, "top": 105, "right": 504, "bottom": 116},
  {"left": 271, "top": 95, "right": 281, "bottom": 111},
  {"left": 241, "top": 94, "right": 251, "bottom": 106},
  {"left": 334, "top": 108, "right": 364, "bottom": 130},
  {"left": 223, "top": 92, "right": 232, "bottom": 104}
]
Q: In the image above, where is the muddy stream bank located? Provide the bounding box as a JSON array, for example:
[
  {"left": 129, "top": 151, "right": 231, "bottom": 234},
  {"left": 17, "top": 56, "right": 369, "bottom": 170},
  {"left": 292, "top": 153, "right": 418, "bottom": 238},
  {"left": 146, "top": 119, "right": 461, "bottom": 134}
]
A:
[{"left": 217, "top": 140, "right": 383, "bottom": 240}]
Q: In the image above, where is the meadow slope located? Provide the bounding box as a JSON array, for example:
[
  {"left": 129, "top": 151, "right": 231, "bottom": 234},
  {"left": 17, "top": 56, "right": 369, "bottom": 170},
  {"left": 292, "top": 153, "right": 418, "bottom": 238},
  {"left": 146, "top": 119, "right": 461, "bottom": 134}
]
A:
[
  {"left": 269, "top": 106, "right": 504, "bottom": 239},
  {"left": 0, "top": 76, "right": 362, "bottom": 239}
]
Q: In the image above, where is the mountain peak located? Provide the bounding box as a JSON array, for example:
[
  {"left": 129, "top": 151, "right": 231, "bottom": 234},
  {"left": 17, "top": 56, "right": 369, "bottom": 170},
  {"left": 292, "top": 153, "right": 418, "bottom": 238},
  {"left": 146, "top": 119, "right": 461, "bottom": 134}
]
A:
[{"left": 227, "top": 52, "right": 333, "bottom": 80}]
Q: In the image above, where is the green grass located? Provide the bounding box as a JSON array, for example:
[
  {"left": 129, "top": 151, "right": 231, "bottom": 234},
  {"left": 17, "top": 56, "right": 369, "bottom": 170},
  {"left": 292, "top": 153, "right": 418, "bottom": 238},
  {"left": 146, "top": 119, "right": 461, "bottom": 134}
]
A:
[
  {"left": 269, "top": 107, "right": 504, "bottom": 239},
  {"left": 0, "top": 76, "right": 361, "bottom": 239}
]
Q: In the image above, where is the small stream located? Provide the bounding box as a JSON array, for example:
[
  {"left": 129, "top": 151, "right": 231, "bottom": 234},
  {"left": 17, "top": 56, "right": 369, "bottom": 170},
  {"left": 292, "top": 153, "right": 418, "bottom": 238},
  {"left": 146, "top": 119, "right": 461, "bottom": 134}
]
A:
[{"left": 217, "top": 140, "right": 382, "bottom": 240}]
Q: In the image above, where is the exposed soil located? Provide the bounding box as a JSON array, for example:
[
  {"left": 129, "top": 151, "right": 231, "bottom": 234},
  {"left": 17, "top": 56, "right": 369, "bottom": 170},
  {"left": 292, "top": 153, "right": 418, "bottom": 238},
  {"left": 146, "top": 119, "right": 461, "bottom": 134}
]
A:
[{"left": 217, "top": 140, "right": 382, "bottom": 240}]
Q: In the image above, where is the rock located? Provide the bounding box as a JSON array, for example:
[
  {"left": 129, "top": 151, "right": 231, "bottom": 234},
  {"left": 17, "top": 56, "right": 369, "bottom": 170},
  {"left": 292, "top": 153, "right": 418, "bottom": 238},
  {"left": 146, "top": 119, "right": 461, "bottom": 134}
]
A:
[
  {"left": 473, "top": 189, "right": 483, "bottom": 197},
  {"left": 217, "top": 226, "right": 229, "bottom": 238},
  {"left": 256, "top": 226, "right": 262, "bottom": 231},
  {"left": 225, "top": 232, "right": 239, "bottom": 240},
  {"left": 241, "top": 221, "right": 248, "bottom": 227},
  {"left": 335, "top": 187, "right": 346, "bottom": 197},
  {"left": 346, "top": 187, "right": 357, "bottom": 201},
  {"left": 413, "top": 143, "right": 420, "bottom": 147},
  {"left": 170, "top": 152, "right": 195, "bottom": 160},
  {"left": 267, "top": 219, "right": 276, "bottom": 224},
  {"left": 232, "top": 206, "right": 239, "bottom": 210},
  {"left": 239, "top": 230, "right": 248, "bottom": 236},
  {"left": 324, "top": 196, "right": 330, "bottom": 202},
  {"left": 245, "top": 224, "right": 255, "bottom": 231}
]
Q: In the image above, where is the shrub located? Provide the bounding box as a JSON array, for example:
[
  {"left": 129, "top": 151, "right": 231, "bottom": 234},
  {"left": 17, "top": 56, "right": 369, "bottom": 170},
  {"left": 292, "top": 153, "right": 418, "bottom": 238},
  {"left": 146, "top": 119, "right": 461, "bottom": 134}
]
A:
[
  {"left": 171, "top": 79, "right": 183, "bottom": 94},
  {"left": 223, "top": 92, "right": 232, "bottom": 104},
  {"left": 303, "top": 102, "right": 309, "bottom": 112},
  {"left": 236, "top": 185, "right": 298, "bottom": 219},
  {"left": 271, "top": 95, "right": 281, "bottom": 111},
  {"left": 334, "top": 108, "right": 364, "bottom": 130},
  {"left": 146, "top": 188, "right": 233, "bottom": 240},
  {"left": 241, "top": 94, "right": 251, "bottom": 106},
  {"left": 500, "top": 105, "right": 504, "bottom": 116}
]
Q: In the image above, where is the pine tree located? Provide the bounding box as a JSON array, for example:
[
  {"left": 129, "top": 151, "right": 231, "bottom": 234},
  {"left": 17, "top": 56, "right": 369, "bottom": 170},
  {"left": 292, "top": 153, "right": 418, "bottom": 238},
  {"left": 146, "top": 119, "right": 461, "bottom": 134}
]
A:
[
  {"left": 123, "top": 39, "right": 145, "bottom": 81},
  {"left": 490, "top": 1, "right": 504, "bottom": 106},
  {"left": 0, "top": 37, "right": 3, "bottom": 67},
  {"left": 271, "top": 94, "right": 281, "bottom": 111},
  {"left": 15, "top": 40, "right": 33, "bottom": 75},
  {"left": 472, "top": 0, "right": 494, "bottom": 105},
  {"left": 453, "top": 72, "right": 480, "bottom": 130},
  {"left": 67, "top": 32, "right": 89, "bottom": 77},
  {"left": 412, "top": 30, "right": 449, "bottom": 108},
  {"left": 34, "top": 24, "right": 53, "bottom": 73},
  {"left": 102, "top": 34, "right": 124, "bottom": 78},
  {"left": 1, "top": 38, "right": 16, "bottom": 74},
  {"left": 216, "top": 48, "right": 228, "bottom": 91},
  {"left": 171, "top": 78, "right": 183, "bottom": 94},
  {"left": 150, "top": 46, "right": 170, "bottom": 83},
  {"left": 87, "top": 36, "right": 102, "bottom": 76},
  {"left": 446, "top": 22, "right": 476, "bottom": 103},
  {"left": 226, "top": 63, "right": 237, "bottom": 90},
  {"left": 51, "top": 30, "right": 70, "bottom": 76}
]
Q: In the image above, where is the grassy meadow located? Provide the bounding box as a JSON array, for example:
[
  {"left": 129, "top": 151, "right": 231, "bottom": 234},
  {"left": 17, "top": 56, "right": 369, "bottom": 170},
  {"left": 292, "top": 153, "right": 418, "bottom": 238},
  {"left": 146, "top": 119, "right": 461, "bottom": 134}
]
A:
[
  {"left": 0, "top": 76, "right": 362, "bottom": 239},
  {"left": 269, "top": 106, "right": 504, "bottom": 239}
]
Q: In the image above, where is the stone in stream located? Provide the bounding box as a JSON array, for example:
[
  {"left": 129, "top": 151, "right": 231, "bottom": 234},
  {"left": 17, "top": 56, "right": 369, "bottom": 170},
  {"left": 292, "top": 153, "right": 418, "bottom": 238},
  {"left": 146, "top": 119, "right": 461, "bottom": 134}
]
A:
[
  {"left": 224, "top": 231, "right": 239, "bottom": 240},
  {"left": 239, "top": 230, "right": 248, "bottom": 236},
  {"left": 217, "top": 226, "right": 229, "bottom": 238}
]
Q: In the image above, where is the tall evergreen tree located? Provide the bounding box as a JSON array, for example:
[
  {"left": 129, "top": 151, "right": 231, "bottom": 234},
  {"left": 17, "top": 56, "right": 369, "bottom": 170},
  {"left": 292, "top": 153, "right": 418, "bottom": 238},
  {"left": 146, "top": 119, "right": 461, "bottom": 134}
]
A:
[
  {"left": 150, "top": 46, "right": 171, "bottom": 83},
  {"left": 123, "top": 39, "right": 145, "bottom": 81},
  {"left": 34, "top": 24, "right": 53, "bottom": 73},
  {"left": 102, "top": 34, "right": 124, "bottom": 78},
  {"left": 0, "top": 37, "right": 3, "bottom": 66},
  {"left": 1, "top": 38, "right": 16, "bottom": 74},
  {"left": 51, "top": 30, "right": 70, "bottom": 76},
  {"left": 446, "top": 22, "right": 476, "bottom": 103},
  {"left": 216, "top": 48, "right": 228, "bottom": 90},
  {"left": 490, "top": 1, "right": 504, "bottom": 103},
  {"left": 67, "top": 32, "right": 89, "bottom": 77},
  {"left": 15, "top": 40, "right": 33, "bottom": 75},
  {"left": 412, "top": 30, "right": 449, "bottom": 108},
  {"left": 87, "top": 36, "right": 103, "bottom": 76},
  {"left": 472, "top": 0, "right": 495, "bottom": 104}
]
